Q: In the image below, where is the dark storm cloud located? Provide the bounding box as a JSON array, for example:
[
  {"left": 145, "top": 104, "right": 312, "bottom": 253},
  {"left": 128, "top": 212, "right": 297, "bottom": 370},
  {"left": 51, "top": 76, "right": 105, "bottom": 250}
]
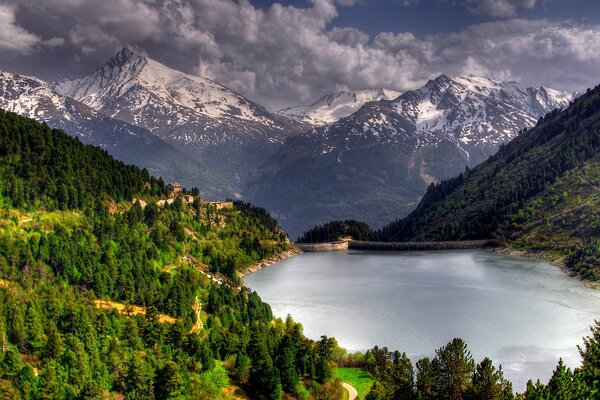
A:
[{"left": 0, "top": 0, "right": 598, "bottom": 110}]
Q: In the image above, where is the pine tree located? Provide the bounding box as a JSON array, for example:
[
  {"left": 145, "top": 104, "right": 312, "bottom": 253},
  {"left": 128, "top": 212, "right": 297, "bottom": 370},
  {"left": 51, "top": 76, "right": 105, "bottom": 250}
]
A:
[
  {"left": 44, "top": 324, "right": 63, "bottom": 360},
  {"left": 579, "top": 321, "right": 600, "bottom": 388},
  {"left": 469, "top": 357, "right": 512, "bottom": 400},
  {"left": 416, "top": 357, "right": 436, "bottom": 400},
  {"left": 235, "top": 353, "right": 251, "bottom": 384},
  {"left": 277, "top": 335, "right": 299, "bottom": 392},
  {"left": 432, "top": 338, "right": 475, "bottom": 400},
  {"left": 249, "top": 324, "right": 282, "bottom": 399}
]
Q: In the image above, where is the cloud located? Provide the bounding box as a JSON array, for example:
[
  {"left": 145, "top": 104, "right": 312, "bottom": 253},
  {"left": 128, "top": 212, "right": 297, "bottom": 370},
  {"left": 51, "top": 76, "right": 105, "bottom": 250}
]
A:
[
  {"left": 0, "top": 4, "right": 40, "bottom": 53},
  {"left": 42, "top": 37, "right": 65, "bottom": 47},
  {"left": 335, "top": 0, "right": 367, "bottom": 6},
  {"left": 2, "top": 0, "right": 599, "bottom": 109},
  {"left": 463, "top": 0, "right": 537, "bottom": 17},
  {"left": 429, "top": 19, "right": 600, "bottom": 90}
]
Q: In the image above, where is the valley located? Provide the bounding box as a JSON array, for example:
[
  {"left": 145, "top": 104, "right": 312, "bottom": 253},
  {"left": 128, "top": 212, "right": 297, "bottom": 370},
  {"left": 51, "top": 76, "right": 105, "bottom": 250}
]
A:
[
  {"left": 0, "top": 11, "right": 598, "bottom": 398},
  {"left": 0, "top": 51, "right": 577, "bottom": 238},
  {"left": 0, "top": 85, "right": 599, "bottom": 399}
]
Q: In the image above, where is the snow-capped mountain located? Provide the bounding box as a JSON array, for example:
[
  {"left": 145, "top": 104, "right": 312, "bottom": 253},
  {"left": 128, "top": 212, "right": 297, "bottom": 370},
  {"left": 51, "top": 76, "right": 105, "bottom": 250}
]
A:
[
  {"left": 0, "top": 70, "right": 235, "bottom": 199},
  {"left": 53, "top": 48, "right": 308, "bottom": 183},
  {"left": 245, "top": 74, "right": 576, "bottom": 238},
  {"left": 306, "top": 75, "right": 576, "bottom": 163},
  {"left": 278, "top": 88, "right": 401, "bottom": 126}
]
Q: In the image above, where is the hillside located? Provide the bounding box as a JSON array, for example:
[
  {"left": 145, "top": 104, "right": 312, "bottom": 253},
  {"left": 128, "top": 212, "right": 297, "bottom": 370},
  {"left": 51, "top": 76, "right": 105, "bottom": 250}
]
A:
[
  {"left": 380, "top": 85, "right": 600, "bottom": 279},
  {"left": 245, "top": 75, "right": 574, "bottom": 238},
  {"left": 0, "top": 111, "right": 343, "bottom": 399}
]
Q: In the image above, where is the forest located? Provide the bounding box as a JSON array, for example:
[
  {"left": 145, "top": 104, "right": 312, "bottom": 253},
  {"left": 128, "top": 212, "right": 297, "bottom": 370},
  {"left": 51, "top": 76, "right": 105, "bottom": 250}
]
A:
[
  {"left": 297, "top": 220, "right": 377, "bottom": 243},
  {"left": 2, "top": 108, "right": 600, "bottom": 399},
  {"left": 0, "top": 110, "right": 343, "bottom": 399}
]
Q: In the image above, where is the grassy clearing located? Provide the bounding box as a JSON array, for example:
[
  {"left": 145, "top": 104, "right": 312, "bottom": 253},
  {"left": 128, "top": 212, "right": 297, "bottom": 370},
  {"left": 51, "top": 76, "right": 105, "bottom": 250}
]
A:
[{"left": 335, "top": 368, "right": 374, "bottom": 400}]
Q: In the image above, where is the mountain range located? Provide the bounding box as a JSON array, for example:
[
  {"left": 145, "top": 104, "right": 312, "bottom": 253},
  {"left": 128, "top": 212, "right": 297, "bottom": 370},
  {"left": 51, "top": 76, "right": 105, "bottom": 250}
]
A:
[
  {"left": 53, "top": 48, "right": 308, "bottom": 184},
  {"left": 0, "top": 48, "right": 576, "bottom": 237},
  {"left": 0, "top": 70, "right": 234, "bottom": 199},
  {"left": 245, "top": 74, "right": 575, "bottom": 237}
]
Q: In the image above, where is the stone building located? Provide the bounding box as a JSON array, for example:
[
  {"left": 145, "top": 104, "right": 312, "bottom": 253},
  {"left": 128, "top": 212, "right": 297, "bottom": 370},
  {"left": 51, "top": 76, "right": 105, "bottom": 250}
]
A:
[{"left": 167, "top": 182, "right": 182, "bottom": 196}]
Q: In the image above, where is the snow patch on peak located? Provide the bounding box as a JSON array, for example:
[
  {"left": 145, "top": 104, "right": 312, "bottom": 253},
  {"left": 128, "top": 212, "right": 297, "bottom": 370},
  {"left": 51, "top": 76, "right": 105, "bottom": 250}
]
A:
[
  {"left": 52, "top": 48, "right": 280, "bottom": 125},
  {"left": 278, "top": 88, "right": 401, "bottom": 126}
]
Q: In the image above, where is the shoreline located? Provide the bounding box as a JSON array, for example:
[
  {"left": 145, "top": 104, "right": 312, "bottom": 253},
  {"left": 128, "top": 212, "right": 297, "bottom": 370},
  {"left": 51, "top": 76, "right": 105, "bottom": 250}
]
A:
[
  {"left": 486, "top": 245, "right": 600, "bottom": 289},
  {"left": 239, "top": 245, "right": 303, "bottom": 278}
]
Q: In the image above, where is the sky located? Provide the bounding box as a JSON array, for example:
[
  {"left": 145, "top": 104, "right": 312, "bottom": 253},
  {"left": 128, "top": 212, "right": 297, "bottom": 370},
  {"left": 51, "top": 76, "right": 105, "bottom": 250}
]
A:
[{"left": 0, "top": 0, "right": 599, "bottom": 110}]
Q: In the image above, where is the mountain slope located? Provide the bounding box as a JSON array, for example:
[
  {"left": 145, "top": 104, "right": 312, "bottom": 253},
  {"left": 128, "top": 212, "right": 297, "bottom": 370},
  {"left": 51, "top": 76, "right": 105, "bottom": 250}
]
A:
[
  {"left": 278, "top": 88, "right": 401, "bottom": 126},
  {"left": 379, "top": 85, "right": 600, "bottom": 279},
  {"left": 245, "top": 75, "right": 575, "bottom": 238},
  {"left": 0, "top": 110, "right": 347, "bottom": 400},
  {"left": 0, "top": 70, "right": 235, "bottom": 199},
  {"left": 53, "top": 48, "right": 308, "bottom": 183}
]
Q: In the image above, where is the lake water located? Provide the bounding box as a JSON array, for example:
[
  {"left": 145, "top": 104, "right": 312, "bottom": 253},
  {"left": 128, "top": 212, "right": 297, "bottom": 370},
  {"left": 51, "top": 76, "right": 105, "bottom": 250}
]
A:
[{"left": 244, "top": 250, "right": 600, "bottom": 391}]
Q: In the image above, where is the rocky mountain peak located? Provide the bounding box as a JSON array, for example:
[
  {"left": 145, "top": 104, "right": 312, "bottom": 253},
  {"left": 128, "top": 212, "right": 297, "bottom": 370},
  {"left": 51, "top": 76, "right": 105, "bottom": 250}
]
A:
[{"left": 108, "top": 47, "right": 138, "bottom": 67}]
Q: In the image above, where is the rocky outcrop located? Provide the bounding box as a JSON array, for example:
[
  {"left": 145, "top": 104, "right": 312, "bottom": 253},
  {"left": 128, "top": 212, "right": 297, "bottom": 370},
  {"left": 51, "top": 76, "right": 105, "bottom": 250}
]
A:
[{"left": 239, "top": 246, "right": 303, "bottom": 277}]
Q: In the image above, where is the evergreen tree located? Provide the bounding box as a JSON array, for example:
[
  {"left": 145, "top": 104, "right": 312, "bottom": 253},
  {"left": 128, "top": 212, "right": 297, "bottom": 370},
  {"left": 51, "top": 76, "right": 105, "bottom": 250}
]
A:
[
  {"left": 579, "top": 321, "right": 600, "bottom": 389},
  {"left": 416, "top": 357, "right": 436, "bottom": 400},
  {"left": 432, "top": 338, "right": 475, "bottom": 400},
  {"left": 44, "top": 324, "right": 63, "bottom": 360},
  {"left": 469, "top": 357, "right": 512, "bottom": 400},
  {"left": 235, "top": 353, "right": 251, "bottom": 384}
]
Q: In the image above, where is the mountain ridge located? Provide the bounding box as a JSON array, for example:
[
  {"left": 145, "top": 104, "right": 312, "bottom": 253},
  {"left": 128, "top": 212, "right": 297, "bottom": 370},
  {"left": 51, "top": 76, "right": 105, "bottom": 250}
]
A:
[
  {"left": 278, "top": 88, "right": 402, "bottom": 126},
  {"left": 378, "top": 84, "right": 600, "bottom": 279},
  {"left": 53, "top": 47, "right": 309, "bottom": 184},
  {"left": 245, "top": 74, "right": 576, "bottom": 238}
]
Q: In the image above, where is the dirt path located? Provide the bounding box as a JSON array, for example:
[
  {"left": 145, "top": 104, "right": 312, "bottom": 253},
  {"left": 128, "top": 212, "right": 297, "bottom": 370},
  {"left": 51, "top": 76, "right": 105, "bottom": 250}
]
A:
[{"left": 342, "top": 382, "right": 358, "bottom": 400}]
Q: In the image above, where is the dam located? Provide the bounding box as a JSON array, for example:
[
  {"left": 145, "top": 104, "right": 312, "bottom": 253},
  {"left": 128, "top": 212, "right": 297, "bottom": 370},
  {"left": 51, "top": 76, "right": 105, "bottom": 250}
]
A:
[{"left": 295, "top": 238, "right": 494, "bottom": 252}]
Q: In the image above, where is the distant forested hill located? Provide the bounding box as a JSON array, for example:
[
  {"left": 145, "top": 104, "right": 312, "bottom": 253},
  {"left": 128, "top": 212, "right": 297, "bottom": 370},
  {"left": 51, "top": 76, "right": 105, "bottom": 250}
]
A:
[
  {"left": 297, "top": 220, "right": 377, "bottom": 243},
  {"left": 380, "top": 85, "right": 600, "bottom": 279}
]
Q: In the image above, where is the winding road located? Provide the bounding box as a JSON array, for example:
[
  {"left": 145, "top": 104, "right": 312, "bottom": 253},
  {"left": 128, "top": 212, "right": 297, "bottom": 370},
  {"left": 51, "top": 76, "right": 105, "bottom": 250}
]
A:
[{"left": 342, "top": 382, "right": 358, "bottom": 400}]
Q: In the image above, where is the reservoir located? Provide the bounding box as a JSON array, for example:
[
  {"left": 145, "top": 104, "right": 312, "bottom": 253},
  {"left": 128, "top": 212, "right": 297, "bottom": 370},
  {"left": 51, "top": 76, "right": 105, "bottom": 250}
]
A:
[{"left": 244, "top": 250, "right": 600, "bottom": 391}]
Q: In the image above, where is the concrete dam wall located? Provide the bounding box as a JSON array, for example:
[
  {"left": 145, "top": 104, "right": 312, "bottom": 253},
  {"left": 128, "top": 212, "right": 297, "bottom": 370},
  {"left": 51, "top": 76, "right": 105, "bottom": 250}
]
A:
[
  {"left": 296, "top": 239, "right": 492, "bottom": 252},
  {"left": 296, "top": 241, "right": 350, "bottom": 252},
  {"left": 349, "top": 240, "right": 490, "bottom": 251}
]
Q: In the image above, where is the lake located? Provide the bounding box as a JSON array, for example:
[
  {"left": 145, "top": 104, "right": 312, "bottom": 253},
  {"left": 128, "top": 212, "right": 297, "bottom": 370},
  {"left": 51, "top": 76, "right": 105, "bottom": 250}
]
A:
[{"left": 244, "top": 250, "right": 600, "bottom": 391}]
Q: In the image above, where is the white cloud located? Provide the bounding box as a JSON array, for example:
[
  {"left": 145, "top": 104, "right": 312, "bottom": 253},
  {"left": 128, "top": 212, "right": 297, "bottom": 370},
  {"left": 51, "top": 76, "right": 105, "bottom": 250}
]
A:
[
  {"left": 0, "top": 4, "right": 40, "bottom": 53},
  {"left": 42, "top": 37, "right": 65, "bottom": 47},
  {"left": 464, "top": 0, "right": 537, "bottom": 17},
  {"left": 4, "top": 0, "right": 600, "bottom": 108}
]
